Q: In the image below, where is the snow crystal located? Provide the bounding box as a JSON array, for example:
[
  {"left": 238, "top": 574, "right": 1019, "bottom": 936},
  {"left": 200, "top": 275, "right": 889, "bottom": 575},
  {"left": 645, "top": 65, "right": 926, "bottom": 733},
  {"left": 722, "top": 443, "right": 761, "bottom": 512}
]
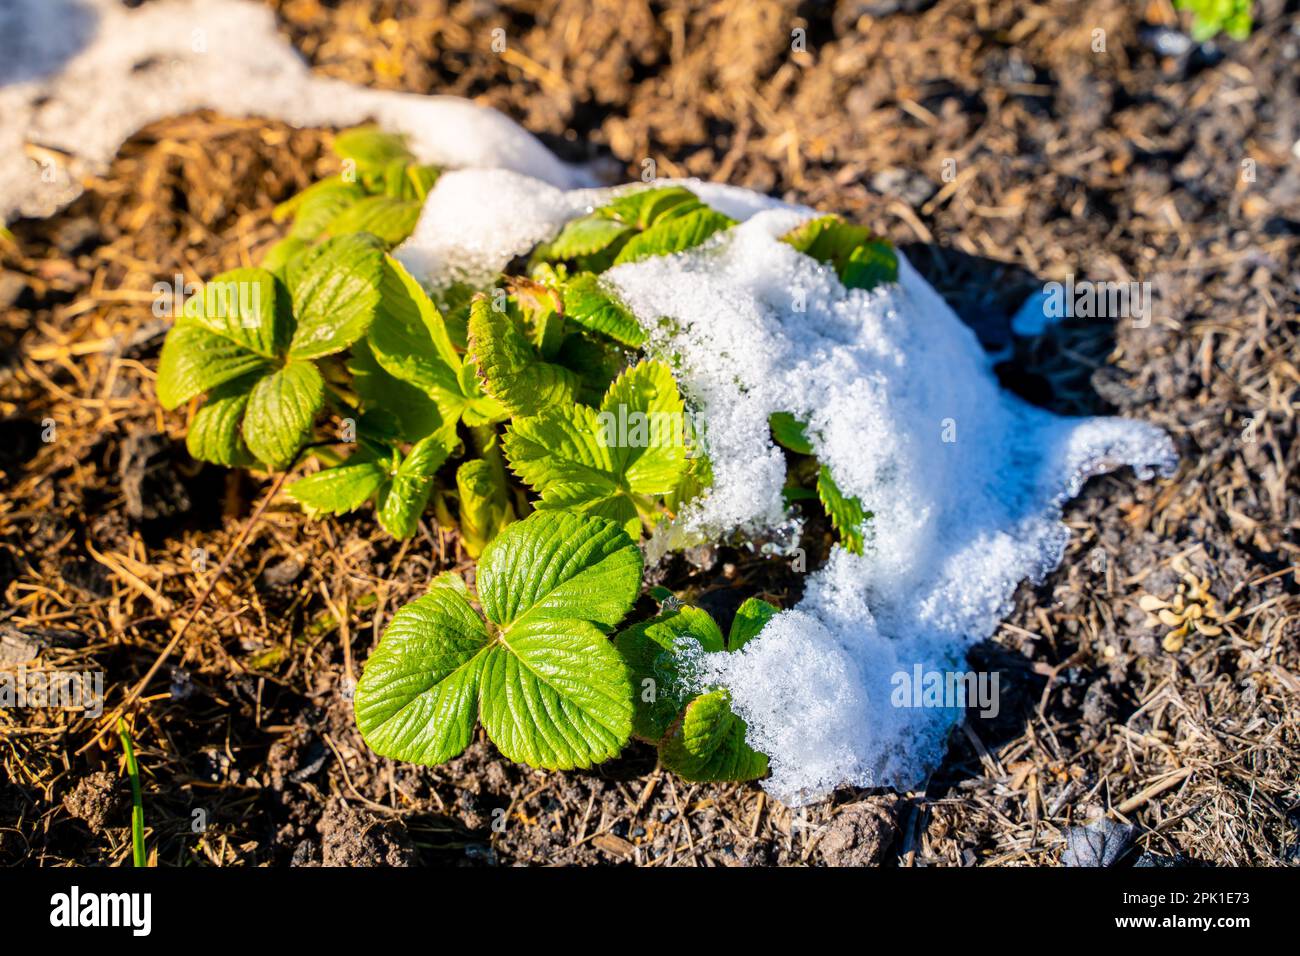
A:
[
  {"left": 399, "top": 174, "right": 1176, "bottom": 804},
  {"left": 0, "top": 0, "right": 583, "bottom": 224}
]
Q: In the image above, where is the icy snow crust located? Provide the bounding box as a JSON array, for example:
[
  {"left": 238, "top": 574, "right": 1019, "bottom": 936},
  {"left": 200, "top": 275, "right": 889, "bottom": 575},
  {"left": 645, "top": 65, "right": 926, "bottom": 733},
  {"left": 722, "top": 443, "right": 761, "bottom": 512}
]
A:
[
  {"left": 398, "top": 170, "right": 1177, "bottom": 804},
  {"left": 8, "top": 3, "right": 1175, "bottom": 803},
  {"left": 0, "top": 0, "right": 582, "bottom": 224}
]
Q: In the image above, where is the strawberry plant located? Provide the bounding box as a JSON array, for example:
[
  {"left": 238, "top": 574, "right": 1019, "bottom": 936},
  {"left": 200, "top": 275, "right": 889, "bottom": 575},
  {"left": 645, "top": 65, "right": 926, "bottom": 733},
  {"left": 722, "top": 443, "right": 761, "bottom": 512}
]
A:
[
  {"left": 355, "top": 510, "right": 641, "bottom": 768},
  {"left": 264, "top": 127, "right": 439, "bottom": 268},
  {"left": 154, "top": 127, "right": 902, "bottom": 783},
  {"left": 156, "top": 234, "right": 385, "bottom": 470}
]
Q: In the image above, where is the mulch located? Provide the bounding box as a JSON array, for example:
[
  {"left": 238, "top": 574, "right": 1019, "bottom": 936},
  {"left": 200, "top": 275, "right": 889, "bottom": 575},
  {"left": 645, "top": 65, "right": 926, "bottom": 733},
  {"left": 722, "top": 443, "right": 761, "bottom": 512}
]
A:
[{"left": 0, "top": 0, "right": 1296, "bottom": 866}]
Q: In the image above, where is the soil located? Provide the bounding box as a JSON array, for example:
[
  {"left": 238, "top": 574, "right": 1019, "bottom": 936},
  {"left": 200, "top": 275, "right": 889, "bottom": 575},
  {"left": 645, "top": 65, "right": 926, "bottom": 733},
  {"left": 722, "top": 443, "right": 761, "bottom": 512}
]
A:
[
  {"left": 1, "top": 0, "right": 1297, "bottom": 867},
  {"left": 61, "top": 771, "right": 127, "bottom": 835}
]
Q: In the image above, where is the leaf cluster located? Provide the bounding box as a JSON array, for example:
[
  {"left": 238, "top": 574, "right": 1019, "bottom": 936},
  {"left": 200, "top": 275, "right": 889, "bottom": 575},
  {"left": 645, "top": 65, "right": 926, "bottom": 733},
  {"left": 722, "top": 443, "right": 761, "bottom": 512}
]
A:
[
  {"left": 264, "top": 127, "right": 439, "bottom": 268},
  {"left": 156, "top": 142, "right": 904, "bottom": 781}
]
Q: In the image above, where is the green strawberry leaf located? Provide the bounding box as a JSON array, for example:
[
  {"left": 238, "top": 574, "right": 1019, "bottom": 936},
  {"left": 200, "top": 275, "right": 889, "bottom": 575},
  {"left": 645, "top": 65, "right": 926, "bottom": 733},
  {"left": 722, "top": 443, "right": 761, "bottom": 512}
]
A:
[
  {"left": 615, "top": 602, "right": 770, "bottom": 782},
  {"left": 370, "top": 260, "right": 506, "bottom": 426},
  {"left": 613, "top": 207, "right": 735, "bottom": 265},
  {"left": 503, "top": 359, "right": 688, "bottom": 539},
  {"left": 287, "top": 429, "right": 452, "bottom": 539},
  {"left": 767, "top": 410, "right": 871, "bottom": 554},
  {"left": 781, "top": 215, "right": 898, "bottom": 290},
  {"left": 539, "top": 215, "right": 633, "bottom": 261},
  {"left": 376, "top": 431, "right": 452, "bottom": 539},
  {"left": 529, "top": 186, "right": 703, "bottom": 272},
  {"left": 368, "top": 258, "right": 462, "bottom": 396},
  {"left": 354, "top": 572, "right": 491, "bottom": 765},
  {"left": 660, "top": 688, "right": 768, "bottom": 782},
  {"left": 274, "top": 175, "right": 349, "bottom": 222},
  {"left": 277, "top": 178, "right": 368, "bottom": 241},
  {"left": 468, "top": 297, "right": 578, "bottom": 418},
  {"left": 287, "top": 453, "right": 390, "bottom": 516},
  {"left": 477, "top": 616, "right": 631, "bottom": 768},
  {"left": 241, "top": 360, "right": 325, "bottom": 470},
  {"left": 603, "top": 360, "right": 688, "bottom": 490},
  {"left": 841, "top": 239, "right": 899, "bottom": 291},
  {"left": 530, "top": 186, "right": 741, "bottom": 275},
  {"left": 325, "top": 195, "right": 422, "bottom": 246},
  {"left": 501, "top": 406, "right": 613, "bottom": 518},
  {"left": 817, "top": 464, "right": 869, "bottom": 555},
  {"left": 185, "top": 374, "right": 256, "bottom": 467},
  {"left": 728, "top": 597, "right": 779, "bottom": 650},
  {"left": 180, "top": 267, "right": 287, "bottom": 358},
  {"left": 614, "top": 606, "right": 723, "bottom": 740},
  {"left": 782, "top": 215, "right": 867, "bottom": 261},
  {"left": 332, "top": 127, "right": 415, "bottom": 171},
  {"left": 286, "top": 234, "right": 385, "bottom": 360},
  {"left": 769, "top": 411, "right": 815, "bottom": 456},
  {"left": 561, "top": 273, "right": 646, "bottom": 347},
  {"left": 1174, "top": 0, "right": 1252, "bottom": 41},
  {"left": 348, "top": 338, "right": 444, "bottom": 442},
  {"left": 602, "top": 186, "right": 700, "bottom": 229},
  {"left": 155, "top": 323, "right": 272, "bottom": 410},
  {"left": 273, "top": 134, "right": 433, "bottom": 245},
  {"left": 354, "top": 511, "right": 640, "bottom": 770},
  {"left": 476, "top": 511, "right": 642, "bottom": 630}
]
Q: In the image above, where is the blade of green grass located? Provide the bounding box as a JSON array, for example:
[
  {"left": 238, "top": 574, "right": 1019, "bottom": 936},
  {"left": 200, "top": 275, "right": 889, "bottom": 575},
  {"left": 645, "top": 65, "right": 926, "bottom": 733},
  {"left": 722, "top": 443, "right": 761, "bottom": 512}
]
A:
[{"left": 118, "top": 718, "right": 146, "bottom": 868}]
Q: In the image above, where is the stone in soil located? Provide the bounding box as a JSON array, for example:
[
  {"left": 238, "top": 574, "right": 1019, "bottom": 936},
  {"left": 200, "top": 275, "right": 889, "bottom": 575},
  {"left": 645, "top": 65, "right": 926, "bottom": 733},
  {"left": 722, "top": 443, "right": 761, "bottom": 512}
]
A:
[
  {"left": 62, "top": 770, "right": 126, "bottom": 834},
  {"left": 816, "top": 798, "right": 900, "bottom": 867}
]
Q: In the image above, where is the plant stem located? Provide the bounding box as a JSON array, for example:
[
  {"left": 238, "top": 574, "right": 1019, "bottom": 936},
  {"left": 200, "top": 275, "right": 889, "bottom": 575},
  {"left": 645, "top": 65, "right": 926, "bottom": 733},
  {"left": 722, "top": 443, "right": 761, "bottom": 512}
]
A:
[
  {"left": 325, "top": 381, "right": 363, "bottom": 421},
  {"left": 469, "top": 424, "right": 510, "bottom": 485},
  {"left": 118, "top": 718, "right": 146, "bottom": 868}
]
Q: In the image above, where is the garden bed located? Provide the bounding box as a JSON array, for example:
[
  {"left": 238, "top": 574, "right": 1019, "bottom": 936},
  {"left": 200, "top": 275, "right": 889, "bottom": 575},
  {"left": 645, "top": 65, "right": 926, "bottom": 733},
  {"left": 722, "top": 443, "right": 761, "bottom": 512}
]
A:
[{"left": 1, "top": 0, "right": 1296, "bottom": 866}]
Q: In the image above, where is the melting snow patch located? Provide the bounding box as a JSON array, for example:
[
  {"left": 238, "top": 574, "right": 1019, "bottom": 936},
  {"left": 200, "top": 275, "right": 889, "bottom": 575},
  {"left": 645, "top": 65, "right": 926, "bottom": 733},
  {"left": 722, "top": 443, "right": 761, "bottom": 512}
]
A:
[
  {"left": 399, "top": 171, "right": 1176, "bottom": 805},
  {"left": 0, "top": 0, "right": 583, "bottom": 223}
]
